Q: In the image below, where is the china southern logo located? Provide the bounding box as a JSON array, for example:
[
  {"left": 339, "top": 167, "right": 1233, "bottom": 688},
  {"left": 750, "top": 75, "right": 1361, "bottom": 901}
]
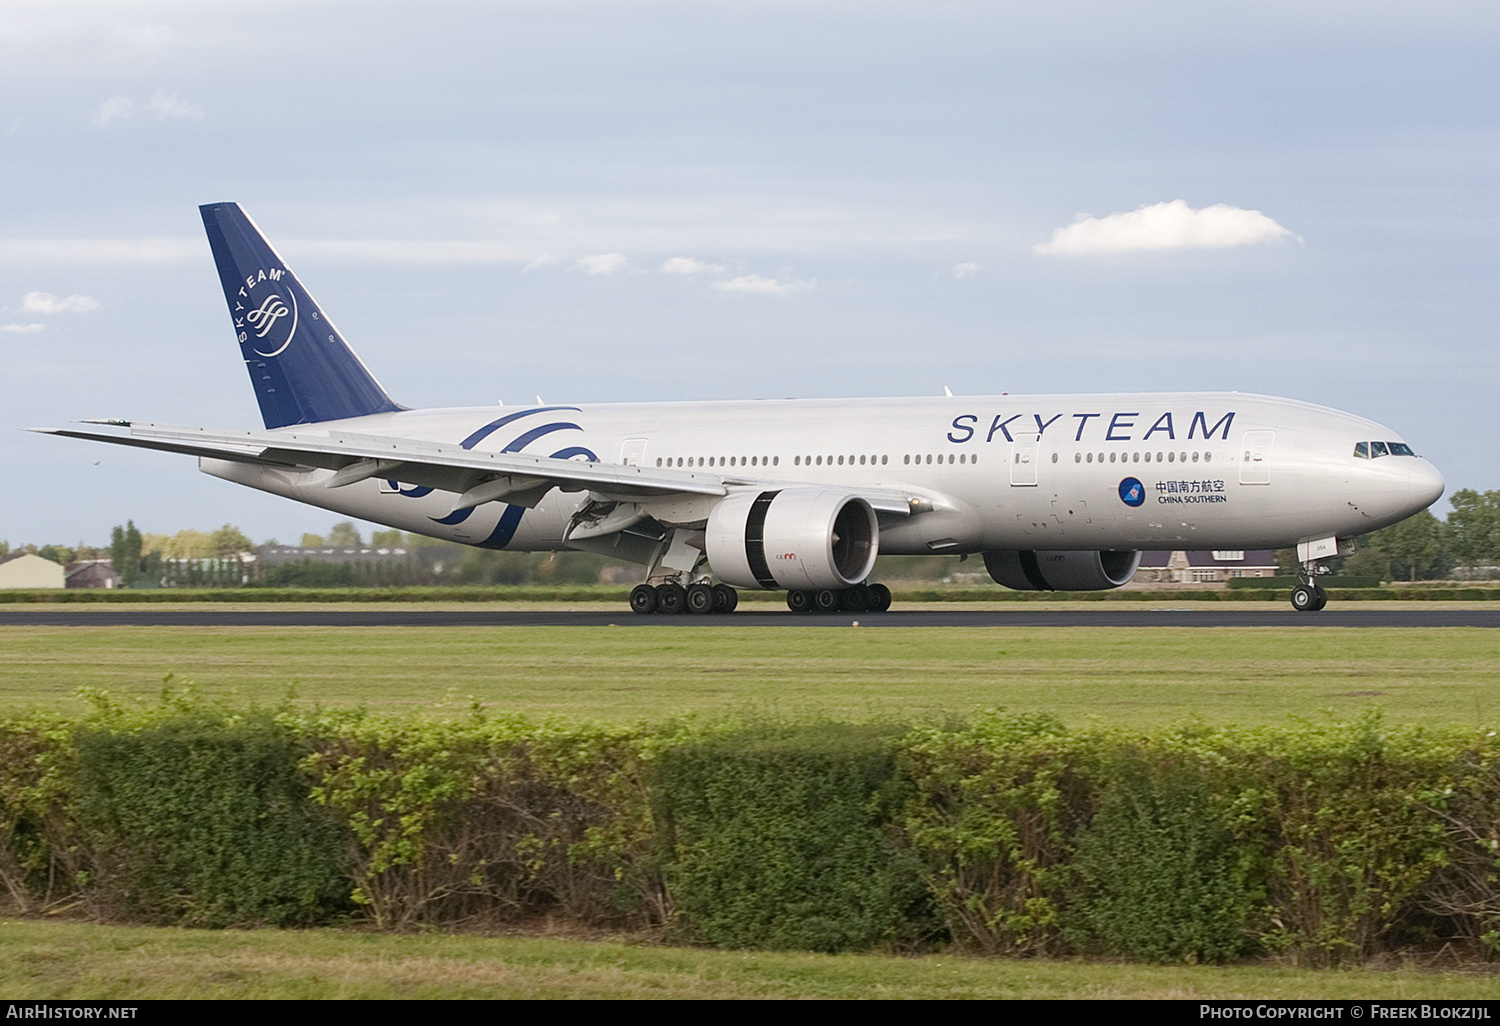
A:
[{"left": 1118, "top": 477, "right": 1145, "bottom": 507}]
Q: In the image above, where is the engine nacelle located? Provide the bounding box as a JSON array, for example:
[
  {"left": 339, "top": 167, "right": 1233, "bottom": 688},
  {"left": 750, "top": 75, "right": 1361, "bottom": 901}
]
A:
[
  {"left": 705, "top": 488, "right": 879, "bottom": 590},
  {"left": 983, "top": 549, "right": 1141, "bottom": 591}
]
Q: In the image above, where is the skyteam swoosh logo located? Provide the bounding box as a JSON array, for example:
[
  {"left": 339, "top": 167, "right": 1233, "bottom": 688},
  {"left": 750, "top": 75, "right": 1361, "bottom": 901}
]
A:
[
  {"left": 245, "top": 288, "right": 297, "bottom": 358},
  {"left": 1118, "top": 477, "right": 1145, "bottom": 507},
  {"left": 385, "top": 407, "right": 599, "bottom": 548}
]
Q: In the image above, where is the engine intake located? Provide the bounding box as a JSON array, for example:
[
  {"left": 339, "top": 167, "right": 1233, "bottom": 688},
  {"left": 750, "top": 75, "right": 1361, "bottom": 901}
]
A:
[
  {"left": 983, "top": 549, "right": 1140, "bottom": 591},
  {"left": 706, "top": 488, "right": 879, "bottom": 590}
]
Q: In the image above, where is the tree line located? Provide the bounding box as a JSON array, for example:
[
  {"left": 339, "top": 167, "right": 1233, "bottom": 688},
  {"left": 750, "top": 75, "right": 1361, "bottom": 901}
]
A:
[
  {"left": 1328, "top": 489, "right": 1500, "bottom": 581},
  {"left": 6, "top": 489, "right": 1500, "bottom": 587}
]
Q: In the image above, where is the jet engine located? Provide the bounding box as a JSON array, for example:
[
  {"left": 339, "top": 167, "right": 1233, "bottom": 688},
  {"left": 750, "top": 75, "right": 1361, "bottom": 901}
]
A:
[
  {"left": 983, "top": 549, "right": 1141, "bottom": 591},
  {"left": 705, "top": 488, "right": 879, "bottom": 590}
]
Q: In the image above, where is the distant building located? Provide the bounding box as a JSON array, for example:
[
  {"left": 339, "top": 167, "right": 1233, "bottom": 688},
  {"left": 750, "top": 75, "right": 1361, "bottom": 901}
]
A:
[
  {"left": 64, "top": 559, "right": 124, "bottom": 589},
  {"left": 0, "top": 552, "right": 66, "bottom": 589},
  {"left": 1132, "top": 549, "right": 1278, "bottom": 586}
]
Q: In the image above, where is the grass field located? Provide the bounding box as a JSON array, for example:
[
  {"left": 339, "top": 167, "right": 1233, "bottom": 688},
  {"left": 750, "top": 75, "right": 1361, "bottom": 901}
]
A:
[
  {"left": 2, "top": 919, "right": 1495, "bottom": 999},
  {"left": 1, "top": 613, "right": 1497, "bottom": 727},
  {"left": 5, "top": 609, "right": 1499, "bottom": 999}
]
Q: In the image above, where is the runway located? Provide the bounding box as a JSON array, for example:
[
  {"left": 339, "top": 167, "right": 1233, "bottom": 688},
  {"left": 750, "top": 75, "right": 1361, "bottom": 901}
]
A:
[{"left": 1, "top": 607, "right": 1496, "bottom": 628}]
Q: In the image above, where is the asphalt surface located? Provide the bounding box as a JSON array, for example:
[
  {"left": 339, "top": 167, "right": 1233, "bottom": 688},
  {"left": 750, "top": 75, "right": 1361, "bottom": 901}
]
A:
[{"left": 1, "top": 607, "right": 1496, "bottom": 628}]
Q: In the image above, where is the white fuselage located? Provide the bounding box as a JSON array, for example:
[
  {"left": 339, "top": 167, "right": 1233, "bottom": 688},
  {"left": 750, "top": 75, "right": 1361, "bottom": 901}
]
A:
[{"left": 200, "top": 390, "right": 1444, "bottom": 563}]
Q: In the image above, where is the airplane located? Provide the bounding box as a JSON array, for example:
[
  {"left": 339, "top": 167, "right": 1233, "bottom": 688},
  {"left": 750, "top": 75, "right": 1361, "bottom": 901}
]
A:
[{"left": 37, "top": 203, "right": 1445, "bottom": 614}]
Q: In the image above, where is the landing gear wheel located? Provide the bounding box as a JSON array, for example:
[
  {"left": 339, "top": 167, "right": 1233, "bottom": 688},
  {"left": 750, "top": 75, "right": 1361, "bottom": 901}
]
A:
[
  {"left": 787, "top": 590, "right": 812, "bottom": 613},
  {"left": 1291, "top": 584, "right": 1321, "bottom": 612},
  {"left": 867, "top": 583, "right": 892, "bottom": 612},
  {"left": 629, "top": 584, "right": 658, "bottom": 615},
  {"left": 712, "top": 584, "right": 738, "bottom": 614},
  {"left": 1311, "top": 582, "right": 1327, "bottom": 611},
  {"left": 686, "top": 583, "right": 716, "bottom": 615},
  {"left": 841, "top": 585, "right": 869, "bottom": 612},
  {"left": 657, "top": 582, "right": 686, "bottom": 614},
  {"left": 813, "top": 589, "right": 841, "bottom": 613}
]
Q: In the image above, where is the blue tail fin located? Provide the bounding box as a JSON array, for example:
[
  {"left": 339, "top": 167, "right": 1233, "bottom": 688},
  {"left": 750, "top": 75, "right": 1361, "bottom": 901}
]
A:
[{"left": 200, "top": 202, "right": 404, "bottom": 429}]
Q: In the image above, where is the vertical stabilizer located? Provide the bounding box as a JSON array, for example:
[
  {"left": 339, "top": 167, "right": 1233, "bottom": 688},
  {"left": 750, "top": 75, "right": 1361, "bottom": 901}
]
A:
[{"left": 200, "top": 202, "right": 403, "bottom": 429}]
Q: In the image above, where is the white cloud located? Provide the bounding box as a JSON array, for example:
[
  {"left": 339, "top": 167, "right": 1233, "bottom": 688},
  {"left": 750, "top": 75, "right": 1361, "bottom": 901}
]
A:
[
  {"left": 21, "top": 291, "right": 98, "bottom": 314},
  {"left": 146, "top": 89, "right": 203, "bottom": 120},
  {"left": 661, "top": 256, "right": 724, "bottom": 276},
  {"left": 523, "top": 253, "right": 559, "bottom": 272},
  {"left": 0, "top": 238, "right": 199, "bottom": 263},
  {"left": 572, "top": 253, "right": 629, "bottom": 275},
  {"left": 1034, "top": 200, "right": 1297, "bottom": 256},
  {"left": 92, "top": 95, "right": 135, "bottom": 126},
  {"left": 2, "top": 323, "right": 45, "bottom": 334},
  {"left": 952, "top": 262, "right": 979, "bottom": 278},
  {"left": 292, "top": 239, "right": 528, "bottom": 263},
  {"left": 92, "top": 88, "right": 203, "bottom": 127},
  {"left": 711, "top": 274, "right": 811, "bottom": 295}
]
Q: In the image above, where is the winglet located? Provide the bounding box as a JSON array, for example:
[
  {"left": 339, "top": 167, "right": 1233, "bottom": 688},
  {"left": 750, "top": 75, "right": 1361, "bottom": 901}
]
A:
[{"left": 200, "top": 203, "right": 404, "bottom": 429}]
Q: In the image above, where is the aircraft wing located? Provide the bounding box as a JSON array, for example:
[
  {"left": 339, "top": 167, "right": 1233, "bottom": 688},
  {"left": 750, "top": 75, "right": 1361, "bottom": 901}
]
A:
[{"left": 34, "top": 421, "right": 925, "bottom": 519}]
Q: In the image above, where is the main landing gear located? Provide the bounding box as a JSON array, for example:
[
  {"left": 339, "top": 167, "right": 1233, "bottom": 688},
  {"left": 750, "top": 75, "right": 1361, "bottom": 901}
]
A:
[
  {"left": 630, "top": 580, "right": 739, "bottom": 615},
  {"left": 627, "top": 579, "right": 893, "bottom": 615},
  {"left": 785, "top": 583, "right": 892, "bottom": 614}
]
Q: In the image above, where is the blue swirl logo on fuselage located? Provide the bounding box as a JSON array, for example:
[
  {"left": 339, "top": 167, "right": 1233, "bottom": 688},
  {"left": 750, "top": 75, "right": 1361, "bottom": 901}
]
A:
[
  {"left": 1118, "top": 477, "right": 1145, "bottom": 507},
  {"left": 386, "top": 406, "right": 598, "bottom": 549}
]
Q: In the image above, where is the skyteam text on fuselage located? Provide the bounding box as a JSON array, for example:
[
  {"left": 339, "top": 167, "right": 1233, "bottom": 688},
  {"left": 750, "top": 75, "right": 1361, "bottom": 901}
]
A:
[{"left": 38, "top": 203, "right": 1445, "bottom": 614}]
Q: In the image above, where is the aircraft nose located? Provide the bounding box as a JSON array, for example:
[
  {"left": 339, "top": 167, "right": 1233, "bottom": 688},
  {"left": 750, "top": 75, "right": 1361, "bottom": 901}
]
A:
[{"left": 1407, "top": 459, "right": 1445, "bottom": 511}]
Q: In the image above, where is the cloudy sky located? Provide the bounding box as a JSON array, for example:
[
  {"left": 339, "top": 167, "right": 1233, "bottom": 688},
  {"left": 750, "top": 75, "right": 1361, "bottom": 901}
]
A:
[{"left": 3, "top": 0, "right": 1497, "bottom": 546}]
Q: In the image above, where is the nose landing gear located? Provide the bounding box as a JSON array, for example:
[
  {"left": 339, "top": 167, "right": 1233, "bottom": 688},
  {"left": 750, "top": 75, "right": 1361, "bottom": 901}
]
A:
[
  {"left": 1290, "top": 557, "right": 1329, "bottom": 612},
  {"left": 1290, "top": 580, "right": 1327, "bottom": 612}
]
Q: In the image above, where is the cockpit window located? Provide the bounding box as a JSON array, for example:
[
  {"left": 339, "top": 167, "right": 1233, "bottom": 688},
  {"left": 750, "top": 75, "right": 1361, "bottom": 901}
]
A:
[
  {"left": 1370, "top": 441, "right": 1390, "bottom": 458},
  {"left": 1353, "top": 441, "right": 1369, "bottom": 459},
  {"left": 1388, "top": 442, "right": 1415, "bottom": 456}
]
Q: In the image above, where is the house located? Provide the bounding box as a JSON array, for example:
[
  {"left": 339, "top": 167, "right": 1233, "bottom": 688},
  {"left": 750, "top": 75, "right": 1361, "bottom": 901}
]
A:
[
  {"left": 1131, "top": 549, "right": 1279, "bottom": 586},
  {"left": 65, "top": 559, "right": 125, "bottom": 589},
  {"left": 0, "top": 552, "right": 66, "bottom": 589}
]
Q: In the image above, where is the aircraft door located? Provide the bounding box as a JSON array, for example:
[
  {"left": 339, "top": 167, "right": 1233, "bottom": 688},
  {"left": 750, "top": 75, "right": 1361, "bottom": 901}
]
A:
[
  {"left": 1239, "top": 430, "right": 1274, "bottom": 485},
  {"left": 620, "top": 438, "right": 648, "bottom": 467},
  {"left": 1010, "top": 433, "right": 1039, "bottom": 486}
]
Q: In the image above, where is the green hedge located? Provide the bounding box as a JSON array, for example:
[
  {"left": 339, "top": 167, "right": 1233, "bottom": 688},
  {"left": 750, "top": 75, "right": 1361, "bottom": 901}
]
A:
[
  {"left": 4, "top": 585, "right": 1499, "bottom": 603},
  {"left": 2, "top": 698, "right": 1497, "bottom": 964}
]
